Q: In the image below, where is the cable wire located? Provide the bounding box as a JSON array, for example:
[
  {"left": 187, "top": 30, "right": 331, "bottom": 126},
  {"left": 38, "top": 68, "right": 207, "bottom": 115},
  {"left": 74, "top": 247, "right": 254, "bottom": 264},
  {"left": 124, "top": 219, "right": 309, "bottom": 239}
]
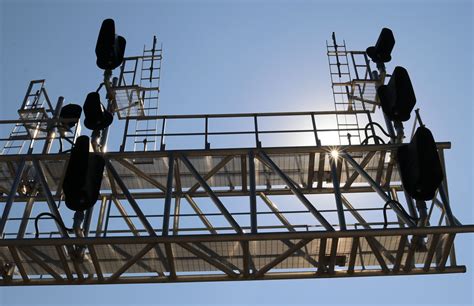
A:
[
  {"left": 363, "top": 122, "right": 391, "bottom": 145},
  {"left": 34, "top": 212, "right": 73, "bottom": 238},
  {"left": 383, "top": 199, "right": 418, "bottom": 228},
  {"left": 361, "top": 135, "right": 386, "bottom": 145}
]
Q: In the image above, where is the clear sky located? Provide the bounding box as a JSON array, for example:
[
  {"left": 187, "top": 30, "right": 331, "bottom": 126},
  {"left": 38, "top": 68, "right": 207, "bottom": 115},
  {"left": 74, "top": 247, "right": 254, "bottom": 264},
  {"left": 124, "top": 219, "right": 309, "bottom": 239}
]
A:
[{"left": 0, "top": 0, "right": 473, "bottom": 305}]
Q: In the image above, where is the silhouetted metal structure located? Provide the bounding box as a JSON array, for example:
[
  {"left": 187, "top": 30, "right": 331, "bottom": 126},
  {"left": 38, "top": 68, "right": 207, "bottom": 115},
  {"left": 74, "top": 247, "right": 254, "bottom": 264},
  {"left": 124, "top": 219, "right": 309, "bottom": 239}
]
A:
[{"left": 0, "top": 31, "right": 472, "bottom": 286}]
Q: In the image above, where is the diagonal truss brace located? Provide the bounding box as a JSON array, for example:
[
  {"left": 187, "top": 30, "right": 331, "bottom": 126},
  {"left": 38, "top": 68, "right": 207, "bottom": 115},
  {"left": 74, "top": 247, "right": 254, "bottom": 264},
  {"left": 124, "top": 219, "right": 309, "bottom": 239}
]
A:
[
  {"left": 180, "top": 155, "right": 243, "bottom": 234},
  {"left": 106, "top": 159, "right": 170, "bottom": 274},
  {"left": 341, "top": 195, "right": 392, "bottom": 271},
  {"left": 106, "top": 160, "right": 156, "bottom": 235},
  {"left": 259, "top": 193, "right": 320, "bottom": 268},
  {"left": 255, "top": 239, "right": 313, "bottom": 278},
  {"left": 116, "top": 158, "right": 167, "bottom": 193},
  {"left": 178, "top": 242, "right": 239, "bottom": 278},
  {"left": 258, "top": 151, "right": 335, "bottom": 231},
  {"left": 187, "top": 155, "right": 235, "bottom": 194},
  {"left": 341, "top": 152, "right": 416, "bottom": 227}
]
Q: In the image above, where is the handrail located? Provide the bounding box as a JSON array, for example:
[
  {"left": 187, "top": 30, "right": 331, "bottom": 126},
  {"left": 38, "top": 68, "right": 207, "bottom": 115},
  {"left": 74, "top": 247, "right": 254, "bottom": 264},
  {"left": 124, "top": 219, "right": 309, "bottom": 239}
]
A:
[
  {"left": 121, "top": 110, "right": 373, "bottom": 151},
  {"left": 124, "top": 109, "right": 370, "bottom": 120}
]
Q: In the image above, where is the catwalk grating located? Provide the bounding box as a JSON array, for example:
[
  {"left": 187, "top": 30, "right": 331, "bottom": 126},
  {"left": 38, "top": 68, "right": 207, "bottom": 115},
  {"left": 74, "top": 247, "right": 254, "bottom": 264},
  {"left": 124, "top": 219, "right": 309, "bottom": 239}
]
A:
[{"left": 0, "top": 231, "right": 466, "bottom": 285}]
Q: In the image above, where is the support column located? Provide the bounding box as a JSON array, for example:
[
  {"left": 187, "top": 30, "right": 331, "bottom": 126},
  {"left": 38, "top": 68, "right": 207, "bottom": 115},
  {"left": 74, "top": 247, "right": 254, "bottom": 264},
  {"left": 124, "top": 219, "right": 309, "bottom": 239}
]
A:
[
  {"left": 248, "top": 151, "right": 257, "bottom": 234},
  {"left": 162, "top": 155, "right": 174, "bottom": 236},
  {"left": 330, "top": 155, "right": 346, "bottom": 230}
]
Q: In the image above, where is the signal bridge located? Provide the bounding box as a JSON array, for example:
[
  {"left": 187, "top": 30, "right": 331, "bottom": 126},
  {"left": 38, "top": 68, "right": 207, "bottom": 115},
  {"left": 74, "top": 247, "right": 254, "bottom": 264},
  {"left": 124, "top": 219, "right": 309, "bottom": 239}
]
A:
[{"left": 0, "top": 24, "right": 472, "bottom": 286}]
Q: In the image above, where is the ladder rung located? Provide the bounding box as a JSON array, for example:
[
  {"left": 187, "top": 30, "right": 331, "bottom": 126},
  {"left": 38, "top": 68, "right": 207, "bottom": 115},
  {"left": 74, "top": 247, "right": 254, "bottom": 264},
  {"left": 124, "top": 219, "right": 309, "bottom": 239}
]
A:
[
  {"left": 4, "top": 145, "right": 23, "bottom": 149},
  {"left": 10, "top": 135, "right": 28, "bottom": 139},
  {"left": 328, "top": 52, "right": 348, "bottom": 56},
  {"left": 338, "top": 124, "right": 359, "bottom": 127},
  {"left": 10, "top": 133, "right": 25, "bottom": 137},
  {"left": 142, "top": 67, "right": 161, "bottom": 71},
  {"left": 143, "top": 52, "right": 163, "bottom": 55},
  {"left": 135, "top": 129, "right": 156, "bottom": 132}
]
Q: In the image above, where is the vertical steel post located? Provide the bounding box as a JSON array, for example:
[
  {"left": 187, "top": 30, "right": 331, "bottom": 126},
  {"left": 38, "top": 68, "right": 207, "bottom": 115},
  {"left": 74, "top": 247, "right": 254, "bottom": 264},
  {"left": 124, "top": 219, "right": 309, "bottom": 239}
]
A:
[
  {"left": 42, "top": 96, "right": 63, "bottom": 154},
  {"left": 248, "top": 151, "right": 257, "bottom": 234},
  {"left": 83, "top": 206, "right": 94, "bottom": 237},
  {"left": 330, "top": 156, "right": 346, "bottom": 230},
  {"left": 172, "top": 196, "right": 181, "bottom": 235},
  {"left": 103, "top": 196, "right": 113, "bottom": 237},
  {"left": 160, "top": 118, "right": 166, "bottom": 150},
  {"left": 162, "top": 155, "right": 174, "bottom": 236},
  {"left": 95, "top": 196, "right": 108, "bottom": 237},
  {"left": 99, "top": 77, "right": 118, "bottom": 152},
  {"left": 120, "top": 118, "right": 130, "bottom": 152},
  {"left": 311, "top": 113, "right": 321, "bottom": 146},
  {"left": 253, "top": 115, "right": 260, "bottom": 148},
  {"left": 204, "top": 116, "right": 210, "bottom": 149}
]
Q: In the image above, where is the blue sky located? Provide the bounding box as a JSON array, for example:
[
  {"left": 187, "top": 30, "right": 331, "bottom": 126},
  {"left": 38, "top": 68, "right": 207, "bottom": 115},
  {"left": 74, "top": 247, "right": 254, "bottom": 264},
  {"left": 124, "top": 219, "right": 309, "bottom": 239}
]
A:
[{"left": 0, "top": 0, "right": 473, "bottom": 305}]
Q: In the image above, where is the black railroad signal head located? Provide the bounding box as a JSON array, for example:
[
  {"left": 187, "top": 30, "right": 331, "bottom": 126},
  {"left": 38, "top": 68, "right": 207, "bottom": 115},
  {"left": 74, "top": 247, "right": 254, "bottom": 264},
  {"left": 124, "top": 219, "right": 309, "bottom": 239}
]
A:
[
  {"left": 377, "top": 66, "right": 416, "bottom": 122},
  {"left": 397, "top": 126, "right": 444, "bottom": 201},
  {"left": 95, "top": 18, "right": 127, "bottom": 70},
  {"left": 83, "top": 92, "right": 113, "bottom": 130},
  {"left": 63, "top": 136, "right": 105, "bottom": 212},
  {"left": 59, "top": 104, "right": 82, "bottom": 129},
  {"left": 366, "top": 28, "right": 395, "bottom": 63}
]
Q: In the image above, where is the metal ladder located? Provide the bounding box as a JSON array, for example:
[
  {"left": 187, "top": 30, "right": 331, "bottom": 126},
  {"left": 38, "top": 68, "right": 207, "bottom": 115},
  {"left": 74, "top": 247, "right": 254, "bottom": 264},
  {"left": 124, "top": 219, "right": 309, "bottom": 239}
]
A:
[
  {"left": 118, "top": 58, "right": 139, "bottom": 87},
  {"left": 347, "top": 51, "right": 377, "bottom": 113},
  {"left": 133, "top": 36, "right": 163, "bottom": 151},
  {"left": 326, "top": 33, "right": 361, "bottom": 145},
  {"left": 1, "top": 80, "right": 51, "bottom": 155}
]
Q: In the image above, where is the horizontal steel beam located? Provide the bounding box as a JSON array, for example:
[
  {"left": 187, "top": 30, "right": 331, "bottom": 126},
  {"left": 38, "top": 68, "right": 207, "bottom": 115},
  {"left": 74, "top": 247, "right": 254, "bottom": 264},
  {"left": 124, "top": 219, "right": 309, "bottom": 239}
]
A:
[
  {"left": 0, "top": 186, "right": 407, "bottom": 203},
  {"left": 0, "top": 143, "right": 452, "bottom": 162},
  {"left": 0, "top": 266, "right": 467, "bottom": 286},
  {"left": 1, "top": 226, "right": 472, "bottom": 247}
]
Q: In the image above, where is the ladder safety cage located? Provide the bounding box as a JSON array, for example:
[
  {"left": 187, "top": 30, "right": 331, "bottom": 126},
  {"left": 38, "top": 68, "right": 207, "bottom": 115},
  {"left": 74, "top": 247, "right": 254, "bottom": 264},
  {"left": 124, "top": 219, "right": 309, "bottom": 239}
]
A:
[
  {"left": 326, "top": 33, "right": 380, "bottom": 146},
  {"left": 114, "top": 36, "right": 163, "bottom": 152},
  {"left": 0, "top": 81, "right": 80, "bottom": 155}
]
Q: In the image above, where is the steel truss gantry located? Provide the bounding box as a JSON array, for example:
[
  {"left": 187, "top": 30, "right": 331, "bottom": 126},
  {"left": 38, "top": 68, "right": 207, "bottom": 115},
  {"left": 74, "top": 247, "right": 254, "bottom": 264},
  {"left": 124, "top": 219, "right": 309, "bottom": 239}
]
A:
[
  {"left": 0, "top": 141, "right": 472, "bottom": 286},
  {"left": 0, "top": 32, "right": 472, "bottom": 286}
]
